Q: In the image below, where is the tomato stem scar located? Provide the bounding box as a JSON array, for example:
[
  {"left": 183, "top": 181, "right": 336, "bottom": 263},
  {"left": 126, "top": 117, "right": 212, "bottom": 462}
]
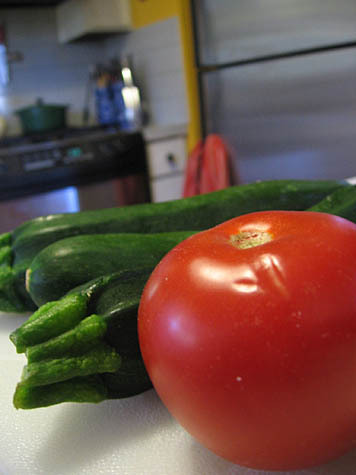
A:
[{"left": 230, "top": 231, "right": 272, "bottom": 249}]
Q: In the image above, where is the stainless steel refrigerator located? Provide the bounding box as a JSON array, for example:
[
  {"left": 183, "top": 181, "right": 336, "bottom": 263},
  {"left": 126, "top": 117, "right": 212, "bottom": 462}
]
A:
[{"left": 192, "top": 0, "right": 356, "bottom": 184}]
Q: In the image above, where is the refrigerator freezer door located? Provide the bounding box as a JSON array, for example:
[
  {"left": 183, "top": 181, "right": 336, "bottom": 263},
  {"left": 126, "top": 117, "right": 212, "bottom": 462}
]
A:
[
  {"left": 195, "top": 0, "right": 356, "bottom": 65},
  {"left": 201, "top": 48, "right": 356, "bottom": 183}
]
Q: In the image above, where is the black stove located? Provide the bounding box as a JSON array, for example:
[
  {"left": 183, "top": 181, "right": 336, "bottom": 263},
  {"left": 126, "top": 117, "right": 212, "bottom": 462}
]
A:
[{"left": 0, "top": 126, "right": 148, "bottom": 201}]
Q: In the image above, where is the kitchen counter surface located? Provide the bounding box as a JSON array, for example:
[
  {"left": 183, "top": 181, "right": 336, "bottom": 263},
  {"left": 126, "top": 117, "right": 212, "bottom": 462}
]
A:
[
  {"left": 1, "top": 311, "right": 356, "bottom": 475},
  {"left": 142, "top": 123, "right": 187, "bottom": 142}
]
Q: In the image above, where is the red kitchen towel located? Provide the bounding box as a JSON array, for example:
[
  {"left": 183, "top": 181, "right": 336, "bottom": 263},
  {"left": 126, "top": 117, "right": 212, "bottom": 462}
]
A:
[
  {"left": 182, "top": 139, "right": 204, "bottom": 198},
  {"left": 200, "top": 134, "right": 231, "bottom": 194},
  {"left": 182, "top": 134, "right": 231, "bottom": 197}
]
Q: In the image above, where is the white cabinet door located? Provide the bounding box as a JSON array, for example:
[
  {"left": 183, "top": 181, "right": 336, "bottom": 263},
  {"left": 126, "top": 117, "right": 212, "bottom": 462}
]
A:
[
  {"left": 150, "top": 175, "right": 185, "bottom": 203},
  {"left": 146, "top": 135, "right": 187, "bottom": 202}
]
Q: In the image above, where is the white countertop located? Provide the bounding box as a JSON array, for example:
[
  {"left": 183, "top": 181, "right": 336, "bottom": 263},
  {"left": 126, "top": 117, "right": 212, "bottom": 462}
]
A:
[
  {"left": 2, "top": 177, "right": 356, "bottom": 474},
  {"left": 142, "top": 123, "right": 187, "bottom": 142},
  {"left": 1, "top": 311, "right": 356, "bottom": 475}
]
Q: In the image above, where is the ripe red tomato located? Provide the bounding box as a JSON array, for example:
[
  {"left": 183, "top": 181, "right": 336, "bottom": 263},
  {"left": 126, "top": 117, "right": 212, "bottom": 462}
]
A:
[{"left": 138, "top": 211, "right": 356, "bottom": 470}]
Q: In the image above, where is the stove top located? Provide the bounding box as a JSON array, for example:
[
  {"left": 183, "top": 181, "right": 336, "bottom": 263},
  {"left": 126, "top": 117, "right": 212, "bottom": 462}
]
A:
[
  {"left": 0, "top": 125, "right": 119, "bottom": 149},
  {"left": 0, "top": 126, "right": 147, "bottom": 201}
]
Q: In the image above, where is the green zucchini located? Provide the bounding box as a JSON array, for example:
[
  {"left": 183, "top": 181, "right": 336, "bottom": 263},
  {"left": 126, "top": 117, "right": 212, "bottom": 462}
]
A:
[
  {"left": 11, "top": 268, "right": 153, "bottom": 409},
  {"left": 11, "top": 185, "right": 356, "bottom": 409},
  {"left": 0, "top": 179, "right": 347, "bottom": 313},
  {"left": 26, "top": 231, "right": 195, "bottom": 307},
  {"left": 25, "top": 184, "right": 356, "bottom": 309},
  {"left": 11, "top": 179, "right": 348, "bottom": 261},
  {"left": 308, "top": 184, "right": 356, "bottom": 220}
]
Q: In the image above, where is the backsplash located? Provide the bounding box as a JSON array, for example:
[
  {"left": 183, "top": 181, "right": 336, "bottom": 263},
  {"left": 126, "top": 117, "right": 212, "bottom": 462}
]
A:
[{"left": 0, "top": 7, "right": 187, "bottom": 135}]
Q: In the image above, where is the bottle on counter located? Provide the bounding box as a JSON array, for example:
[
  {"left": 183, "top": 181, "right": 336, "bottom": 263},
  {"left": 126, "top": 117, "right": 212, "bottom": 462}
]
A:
[
  {"left": 0, "top": 24, "right": 9, "bottom": 86},
  {"left": 94, "top": 64, "right": 116, "bottom": 126},
  {"left": 112, "top": 56, "right": 145, "bottom": 131},
  {"left": 110, "top": 58, "right": 130, "bottom": 130}
]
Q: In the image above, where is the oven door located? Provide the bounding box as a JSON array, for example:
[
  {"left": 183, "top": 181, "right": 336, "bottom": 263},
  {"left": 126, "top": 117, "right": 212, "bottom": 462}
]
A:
[{"left": 0, "top": 173, "right": 149, "bottom": 233}]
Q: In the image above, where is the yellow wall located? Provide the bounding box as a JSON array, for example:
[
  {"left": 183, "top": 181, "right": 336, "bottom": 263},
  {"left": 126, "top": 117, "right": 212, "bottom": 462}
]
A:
[
  {"left": 130, "top": 0, "right": 202, "bottom": 152},
  {"left": 131, "top": 0, "right": 178, "bottom": 28}
]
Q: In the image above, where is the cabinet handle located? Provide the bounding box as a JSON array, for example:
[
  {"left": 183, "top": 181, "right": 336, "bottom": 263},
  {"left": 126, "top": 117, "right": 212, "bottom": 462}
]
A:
[{"left": 166, "top": 153, "right": 176, "bottom": 166}]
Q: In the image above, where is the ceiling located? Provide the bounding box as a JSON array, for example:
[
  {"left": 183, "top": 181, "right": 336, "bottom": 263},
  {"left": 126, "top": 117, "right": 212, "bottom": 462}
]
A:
[{"left": 0, "top": 0, "right": 64, "bottom": 6}]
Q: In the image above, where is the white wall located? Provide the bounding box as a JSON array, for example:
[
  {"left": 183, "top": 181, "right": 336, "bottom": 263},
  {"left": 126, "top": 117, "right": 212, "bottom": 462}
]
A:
[
  {"left": 0, "top": 7, "right": 107, "bottom": 134},
  {"left": 0, "top": 8, "right": 187, "bottom": 136},
  {"left": 104, "top": 16, "right": 187, "bottom": 126}
]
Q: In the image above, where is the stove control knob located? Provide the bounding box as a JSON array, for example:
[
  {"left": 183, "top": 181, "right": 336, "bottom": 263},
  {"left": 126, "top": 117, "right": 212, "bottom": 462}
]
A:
[
  {"left": 52, "top": 149, "right": 62, "bottom": 160},
  {"left": 99, "top": 143, "right": 113, "bottom": 156},
  {"left": 0, "top": 159, "right": 7, "bottom": 174}
]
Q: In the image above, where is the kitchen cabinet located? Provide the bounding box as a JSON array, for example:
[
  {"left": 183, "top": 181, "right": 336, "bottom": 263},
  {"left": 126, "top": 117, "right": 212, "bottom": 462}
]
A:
[
  {"left": 144, "top": 124, "right": 187, "bottom": 202},
  {"left": 56, "top": 0, "right": 132, "bottom": 43}
]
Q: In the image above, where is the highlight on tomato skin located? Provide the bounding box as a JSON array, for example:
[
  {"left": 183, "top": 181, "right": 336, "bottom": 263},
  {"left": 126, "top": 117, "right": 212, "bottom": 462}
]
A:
[{"left": 138, "top": 211, "right": 356, "bottom": 471}]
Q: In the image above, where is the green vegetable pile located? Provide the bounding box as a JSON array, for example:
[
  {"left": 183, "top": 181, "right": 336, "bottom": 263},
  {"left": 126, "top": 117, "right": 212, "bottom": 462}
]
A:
[{"left": 1, "top": 179, "right": 356, "bottom": 409}]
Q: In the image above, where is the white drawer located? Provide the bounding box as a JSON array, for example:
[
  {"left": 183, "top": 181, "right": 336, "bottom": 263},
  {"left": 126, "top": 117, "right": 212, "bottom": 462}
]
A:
[
  {"left": 146, "top": 137, "right": 186, "bottom": 179},
  {"left": 150, "top": 175, "right": 184, "bottom": 202}
]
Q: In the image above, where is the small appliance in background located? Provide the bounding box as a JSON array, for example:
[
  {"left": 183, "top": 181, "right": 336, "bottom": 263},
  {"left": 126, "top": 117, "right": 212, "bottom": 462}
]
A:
[
  {"left": 0, "top": 24, "right": 9, "bottom": 85},
  {"left": 94, "top": 57, "right": 145, "bottom": 131}
]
